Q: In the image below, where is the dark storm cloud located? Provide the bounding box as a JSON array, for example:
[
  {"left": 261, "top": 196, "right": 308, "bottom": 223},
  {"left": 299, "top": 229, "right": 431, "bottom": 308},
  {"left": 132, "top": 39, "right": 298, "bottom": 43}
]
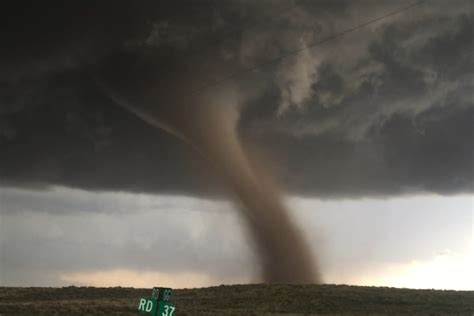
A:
[
  {"left": 0, "top": 74, "right": 223, "bottom": 196},
  {"left": 0, "top": 0, "right": 472, "bottom": 197}
]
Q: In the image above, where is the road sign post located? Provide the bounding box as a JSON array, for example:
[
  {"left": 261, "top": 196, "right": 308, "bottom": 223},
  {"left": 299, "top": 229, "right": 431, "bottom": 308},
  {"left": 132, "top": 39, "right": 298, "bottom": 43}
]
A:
[{"left": 138, "top": 287, "right": 176, "bottom": 316}]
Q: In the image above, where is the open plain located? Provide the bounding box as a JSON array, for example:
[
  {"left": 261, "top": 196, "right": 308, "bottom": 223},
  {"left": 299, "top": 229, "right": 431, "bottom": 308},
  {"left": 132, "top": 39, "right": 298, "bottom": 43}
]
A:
[{"left": 1, "top": 284, "right": 473, "bottom": 315}]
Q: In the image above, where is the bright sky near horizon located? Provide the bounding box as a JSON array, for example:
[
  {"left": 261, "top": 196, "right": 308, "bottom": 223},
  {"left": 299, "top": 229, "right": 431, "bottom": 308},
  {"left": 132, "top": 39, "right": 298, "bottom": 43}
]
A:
[{"left": 1, "top": 186, "right": 472, "bottom": 290}]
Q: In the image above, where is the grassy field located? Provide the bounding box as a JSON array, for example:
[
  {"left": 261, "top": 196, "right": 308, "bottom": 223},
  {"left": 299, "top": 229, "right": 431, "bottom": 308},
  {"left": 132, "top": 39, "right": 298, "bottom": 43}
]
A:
[{"left": 0, "top": 284, "right": 473, "bottom": 315}]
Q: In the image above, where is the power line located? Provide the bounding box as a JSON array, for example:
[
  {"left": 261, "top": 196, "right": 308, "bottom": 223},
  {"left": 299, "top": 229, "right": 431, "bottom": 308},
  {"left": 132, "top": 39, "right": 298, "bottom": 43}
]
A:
[{"left": 191, "top": 0, "right": 429, "bottom": 95}]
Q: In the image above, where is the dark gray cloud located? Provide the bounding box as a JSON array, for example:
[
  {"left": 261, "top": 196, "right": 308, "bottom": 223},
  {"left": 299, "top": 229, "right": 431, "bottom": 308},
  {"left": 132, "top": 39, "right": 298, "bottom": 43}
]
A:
[
  {"left": 0, "top": 0, "right": 472, "bottom": 198},
  {"left": 0, "top": 74, "right": 224, "bottom": 196}
]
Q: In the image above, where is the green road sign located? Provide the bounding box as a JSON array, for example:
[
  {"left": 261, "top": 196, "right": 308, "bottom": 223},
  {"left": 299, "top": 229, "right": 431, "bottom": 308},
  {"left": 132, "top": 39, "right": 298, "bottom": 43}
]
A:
[
  {"left": 138, "top": 288, "right": 176, "bottom": 315},
  {"left": 137, "top": 297, "right": 158, "bottom": 315},
  {"left": 158, "top": 302, "right": 176, "bottom": 316}
]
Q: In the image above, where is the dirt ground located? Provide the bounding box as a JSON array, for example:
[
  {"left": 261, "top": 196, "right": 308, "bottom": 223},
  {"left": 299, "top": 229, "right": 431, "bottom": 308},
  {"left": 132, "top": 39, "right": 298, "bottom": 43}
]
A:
[{"left": 0, "top": 284, "right": 473, "bottom": 315}]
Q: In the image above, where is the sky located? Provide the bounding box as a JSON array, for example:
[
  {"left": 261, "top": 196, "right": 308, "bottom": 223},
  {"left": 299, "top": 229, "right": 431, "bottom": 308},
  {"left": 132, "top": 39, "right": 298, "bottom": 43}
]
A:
[
  {"left": 0, "top": 0, "right": 473, "bottom": 289},
  {"left": 1, "top": 186, "right": 472, "bottom": 290}
]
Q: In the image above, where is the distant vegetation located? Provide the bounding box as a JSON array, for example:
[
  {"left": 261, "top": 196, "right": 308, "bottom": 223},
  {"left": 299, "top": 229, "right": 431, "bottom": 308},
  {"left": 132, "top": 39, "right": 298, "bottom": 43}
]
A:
[{"left": 1, "top": 284, "right": 473, "bottom": 315}]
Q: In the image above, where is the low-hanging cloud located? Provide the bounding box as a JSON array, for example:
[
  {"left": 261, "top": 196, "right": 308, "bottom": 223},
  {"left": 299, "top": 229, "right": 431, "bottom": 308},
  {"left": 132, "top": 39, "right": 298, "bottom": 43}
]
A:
[{"left": 1, "top": 0, "right": 472, "bottom": 198}]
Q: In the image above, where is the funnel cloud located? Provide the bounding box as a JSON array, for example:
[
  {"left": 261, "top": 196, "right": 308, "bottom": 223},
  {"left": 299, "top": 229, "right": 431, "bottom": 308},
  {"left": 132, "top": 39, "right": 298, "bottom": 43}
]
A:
[
  {"left": 0, "top": 0, "right": 473, "bottom": 285},
  {"left": 97, "top": 64, "right": 319, "bottom": 282}
]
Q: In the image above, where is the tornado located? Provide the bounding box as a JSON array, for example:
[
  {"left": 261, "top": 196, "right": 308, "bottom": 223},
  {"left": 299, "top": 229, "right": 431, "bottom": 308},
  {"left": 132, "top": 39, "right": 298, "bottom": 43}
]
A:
[{"left": 97, "top": 61, "right": 320, "bottom": 284}]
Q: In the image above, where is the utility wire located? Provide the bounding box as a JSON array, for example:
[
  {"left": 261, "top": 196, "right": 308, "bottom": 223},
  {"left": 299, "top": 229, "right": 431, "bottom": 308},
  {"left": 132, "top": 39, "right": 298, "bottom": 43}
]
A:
[{"left": 191, "top": 0, "right": 429, "bottom": 96}]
